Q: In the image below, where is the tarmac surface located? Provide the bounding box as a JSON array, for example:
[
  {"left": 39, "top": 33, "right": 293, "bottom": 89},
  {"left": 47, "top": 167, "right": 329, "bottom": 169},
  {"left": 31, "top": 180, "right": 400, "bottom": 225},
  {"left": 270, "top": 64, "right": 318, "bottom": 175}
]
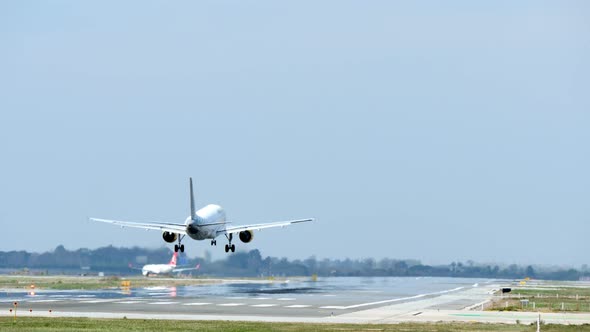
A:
[{"left": 3, "top": 276, "right": 590, "bottom": 324}]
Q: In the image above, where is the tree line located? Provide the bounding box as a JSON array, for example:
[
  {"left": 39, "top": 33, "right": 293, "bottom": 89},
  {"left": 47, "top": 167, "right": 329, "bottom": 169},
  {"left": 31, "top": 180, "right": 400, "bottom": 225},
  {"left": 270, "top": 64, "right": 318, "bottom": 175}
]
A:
[{"left": 0, "top": 245, "right": 587, "bottom": 281}]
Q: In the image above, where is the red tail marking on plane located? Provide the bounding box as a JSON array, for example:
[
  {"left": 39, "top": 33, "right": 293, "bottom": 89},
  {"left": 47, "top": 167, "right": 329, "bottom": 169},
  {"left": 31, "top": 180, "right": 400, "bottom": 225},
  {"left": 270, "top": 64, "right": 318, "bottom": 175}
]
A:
[{"left": 169, "top": 252, "right": 178, "bottom": 266}]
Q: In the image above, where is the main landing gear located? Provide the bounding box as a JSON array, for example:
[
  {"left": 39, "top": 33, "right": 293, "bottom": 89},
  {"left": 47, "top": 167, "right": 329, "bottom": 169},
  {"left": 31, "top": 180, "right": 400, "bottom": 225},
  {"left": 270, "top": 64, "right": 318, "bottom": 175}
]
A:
[
  {"left": 224, "top": 233, "right": 235, "bottom": 253},
  {"left": 174, "top": 235, "right": 185, "bottom": 253},
  {"left": 210, "top": 240, "right": 217, "bottom": 246}
]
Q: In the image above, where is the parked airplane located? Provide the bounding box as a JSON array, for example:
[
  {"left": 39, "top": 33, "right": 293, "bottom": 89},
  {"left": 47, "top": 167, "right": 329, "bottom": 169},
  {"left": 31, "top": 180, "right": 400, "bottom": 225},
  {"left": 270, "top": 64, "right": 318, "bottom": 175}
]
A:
[
  {"left": 91, "top": 178, "right": 313, "bottom": 253},
  {"left": 129, "top": 252, "right": 200, "bottom": 276}
]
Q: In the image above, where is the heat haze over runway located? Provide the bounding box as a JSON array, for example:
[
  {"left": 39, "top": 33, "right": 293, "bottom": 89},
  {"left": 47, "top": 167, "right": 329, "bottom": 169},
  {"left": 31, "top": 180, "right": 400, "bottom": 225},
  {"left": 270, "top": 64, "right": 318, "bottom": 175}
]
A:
[{"left": 2, "top": 277, "right": 497, "bottom": 321}]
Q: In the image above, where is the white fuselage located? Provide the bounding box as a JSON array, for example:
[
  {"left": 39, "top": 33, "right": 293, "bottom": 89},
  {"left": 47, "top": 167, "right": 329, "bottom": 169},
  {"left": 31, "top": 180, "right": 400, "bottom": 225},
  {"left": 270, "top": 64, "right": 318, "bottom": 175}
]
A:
[
  {"left": 141, "top": 264, "right": 175, "bottom": 276},
  {"left": 185, "top": 204, "right": 226, "bottom": 240}
]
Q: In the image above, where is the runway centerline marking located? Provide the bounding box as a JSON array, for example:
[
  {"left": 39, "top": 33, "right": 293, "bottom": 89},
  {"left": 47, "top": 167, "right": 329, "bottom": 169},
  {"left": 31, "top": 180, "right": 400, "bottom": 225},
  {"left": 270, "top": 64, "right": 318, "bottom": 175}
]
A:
[
  {"left": 115, "top": 301, "right": 143, "bottom": 304},
  {"left": 217, "top": 303, "right": 245, "bottom": 307},
  {"left": 148, "top": 301, "right": 179, "bottom": 305},
  {"left": 182, "top": 302, "right": 211, "bottom": 306},
  {"left": 250, "top": 304, "right": 277, "bottom": 307},
  {"left": 285, "top": 304, "right": 311, "bottom": 308},
  {"left": 277, "top": 298, "right": 296, "bottom": 301},
  {"left": 79, "top": 299, "right": 118, "bottom": 303}
]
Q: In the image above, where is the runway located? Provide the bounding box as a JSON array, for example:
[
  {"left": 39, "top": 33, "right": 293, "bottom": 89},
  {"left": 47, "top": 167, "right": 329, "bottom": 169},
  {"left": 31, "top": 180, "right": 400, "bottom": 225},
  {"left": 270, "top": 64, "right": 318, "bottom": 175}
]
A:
[
  {"left": 4, "top": 276, "right": 590, "bottom": 324},
  {"left": 1, "top": 277, "right": 492, "bottom": 319}
]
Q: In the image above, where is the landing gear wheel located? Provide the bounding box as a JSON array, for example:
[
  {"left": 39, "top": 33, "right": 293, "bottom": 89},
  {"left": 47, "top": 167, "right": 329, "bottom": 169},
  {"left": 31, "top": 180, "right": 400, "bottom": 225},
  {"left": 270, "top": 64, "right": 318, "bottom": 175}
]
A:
[
  {"left": 211, "top": 240, "right": 216, "bottom": 246},
  {"left": 224, "top": 233, "right": 234, "bottom": 253},
  {"left": 174, "top": 235, "right": 185, "bottom": 253}
]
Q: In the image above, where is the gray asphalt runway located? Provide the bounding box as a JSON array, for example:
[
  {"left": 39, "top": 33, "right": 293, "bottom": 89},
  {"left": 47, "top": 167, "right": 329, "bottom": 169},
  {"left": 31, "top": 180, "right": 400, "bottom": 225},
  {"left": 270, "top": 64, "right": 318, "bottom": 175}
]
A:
[
  {"left": 5, "top": 277, "right": 590, "bottom": 324},
  {"left": 2, "top": 277, "right": 497, "bottom": 320}
]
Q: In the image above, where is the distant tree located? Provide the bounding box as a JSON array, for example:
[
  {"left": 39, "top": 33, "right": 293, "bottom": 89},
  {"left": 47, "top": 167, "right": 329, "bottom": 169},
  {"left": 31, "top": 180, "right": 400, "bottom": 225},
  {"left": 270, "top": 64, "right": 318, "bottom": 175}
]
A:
[
  {"left": 362, "top": 258, "right": 376, "bottom": 270},
  {"left": 507, "top": 264, "right": 519, "bottom": 277},
  {"left": 394, "top": 260, "right": 408, "bottom": 273},
  {"left": 450, "top": 262, "right": 457, "bottom": 273},
  {"left": 54, "top": 245, "right": 67, "bottom": 255},
  {"left": 304, "top": 256, "right": 317, "bottom": 273},
  {"left": 227, "top": 252, "right": 249, "bottom": 269},
  {"left": 203, "top": 250, "right": 212, "bottom": 263},
  {"left": 247, "top": 249, "right": 263, "bottom": 273},
  {"left": 525, "top": 265, "right": 536, "bottom": 278},
  {"left": 493, "top": 265, "right": 500, "bottom": 275},
  {"left": 0, "top": 247, "right": 586, "bottom": 280},
  {"left": 456, "top": 262, "right": 464, "bottom": 273}
]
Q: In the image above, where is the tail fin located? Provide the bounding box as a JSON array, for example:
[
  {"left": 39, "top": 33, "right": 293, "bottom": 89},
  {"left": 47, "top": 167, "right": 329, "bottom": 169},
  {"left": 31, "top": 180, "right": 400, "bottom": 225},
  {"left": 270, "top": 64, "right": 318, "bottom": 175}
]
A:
[
  {"left": 169, "top": 252, "right": 178, "bottom": 266},
  {"left": 189, "top": 177, "right": 196, "bottom": 221}
]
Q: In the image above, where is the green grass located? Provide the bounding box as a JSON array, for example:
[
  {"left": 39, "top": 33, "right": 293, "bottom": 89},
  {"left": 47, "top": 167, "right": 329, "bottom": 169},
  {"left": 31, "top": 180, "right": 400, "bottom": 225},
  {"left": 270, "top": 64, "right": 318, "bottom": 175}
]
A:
[
  {"left": 512, "top": 287, "right": 590, "bottom": 298},
  {"left": 489, "top": 287, "right": 590, "bottom": 313},
  {"left": 1, "top": 317, "right": 589, "bottom": 332}
]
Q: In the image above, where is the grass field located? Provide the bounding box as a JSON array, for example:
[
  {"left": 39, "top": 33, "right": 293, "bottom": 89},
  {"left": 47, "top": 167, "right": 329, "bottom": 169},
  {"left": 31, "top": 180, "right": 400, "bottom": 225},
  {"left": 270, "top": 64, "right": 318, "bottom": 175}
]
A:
[
  {"left": 1, "top": 317, "right": 590, "bottom": 332},
  {"left": 489, "top": 287, "right": 590, "bottom": 313}
]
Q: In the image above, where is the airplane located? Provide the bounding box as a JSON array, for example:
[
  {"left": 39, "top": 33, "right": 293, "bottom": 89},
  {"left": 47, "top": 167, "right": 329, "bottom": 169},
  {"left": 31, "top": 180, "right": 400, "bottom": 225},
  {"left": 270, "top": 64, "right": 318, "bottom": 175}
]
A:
[
  {"left": 91, "top": 178, "right": 313, "bottom": 253},
  {"left": 129, "top": 252, "right": 200, "bottom": 276}
]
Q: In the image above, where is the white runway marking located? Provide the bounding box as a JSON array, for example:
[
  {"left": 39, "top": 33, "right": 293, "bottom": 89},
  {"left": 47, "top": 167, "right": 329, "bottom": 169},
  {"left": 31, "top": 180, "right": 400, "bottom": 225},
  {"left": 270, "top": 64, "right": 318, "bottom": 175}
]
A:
[
  {"left": 79, "top": 299, "right": 118, "bottom": 303},
  {"left": 277, "top": 298, "right": 296, "bottom": 301},
  {"left": 226, "top": 297, "right": 246, "bottom": 300},
  {"left": 148, "top": 301, "right": 179, "bottom": 305},
  {"left": 217, "top": 303, "right": 244, "bottom": 307},
  {"left": 285, "top": 304, "right": 311, "bottom": 308},
  {"left": 252, "top": 297, "right": 271, "bottom": 300},
  {"left": 115, "top": 301, "right": 143, "bottom": 304},
  {"left": 321, "top": 286, "right": 466, "bottom": 310},
  {"left": 250, "top": 304, "right": 277, "bottom": 307},
  {"left": 182, "top": 302, "right": 211, "bottom": 306},
  {"left": 27, "top": 299, "right": 61, "bottom": 303}
]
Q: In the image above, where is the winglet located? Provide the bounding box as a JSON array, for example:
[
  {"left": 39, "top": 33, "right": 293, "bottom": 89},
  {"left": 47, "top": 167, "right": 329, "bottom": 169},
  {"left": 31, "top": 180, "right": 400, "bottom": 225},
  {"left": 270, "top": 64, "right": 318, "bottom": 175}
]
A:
[{"left": 190, "top": 177, "right": 196, "bottom": 221}]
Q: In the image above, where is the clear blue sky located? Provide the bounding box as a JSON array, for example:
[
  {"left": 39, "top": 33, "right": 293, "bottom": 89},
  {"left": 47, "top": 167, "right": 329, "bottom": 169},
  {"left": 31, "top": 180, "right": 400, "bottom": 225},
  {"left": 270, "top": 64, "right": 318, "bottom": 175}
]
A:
[{"left": 1, "top": 1, "right": 588, "bottom": 266}]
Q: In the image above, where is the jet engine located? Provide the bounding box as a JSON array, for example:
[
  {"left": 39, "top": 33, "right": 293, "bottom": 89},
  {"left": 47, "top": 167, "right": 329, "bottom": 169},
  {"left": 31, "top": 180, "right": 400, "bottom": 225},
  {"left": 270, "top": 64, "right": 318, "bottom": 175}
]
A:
[
  {"left": 239, "top": 230, "right": 254, "bottom": 243},
  {"left": 162, "top": 231, "right": 178, "bottom": 243}
]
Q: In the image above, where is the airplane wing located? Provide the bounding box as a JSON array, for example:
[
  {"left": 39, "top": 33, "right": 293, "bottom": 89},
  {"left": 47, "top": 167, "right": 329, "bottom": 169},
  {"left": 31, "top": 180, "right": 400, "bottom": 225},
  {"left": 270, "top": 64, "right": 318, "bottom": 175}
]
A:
[
  {"left": 220, "top": 218, "right": 313, "bottom": 235},
  {"left": 173, "top": 264, "right": 200, "bottom": 273},
  {"left": 90, "top": 218, "right": 187, "bottom": 234}
]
